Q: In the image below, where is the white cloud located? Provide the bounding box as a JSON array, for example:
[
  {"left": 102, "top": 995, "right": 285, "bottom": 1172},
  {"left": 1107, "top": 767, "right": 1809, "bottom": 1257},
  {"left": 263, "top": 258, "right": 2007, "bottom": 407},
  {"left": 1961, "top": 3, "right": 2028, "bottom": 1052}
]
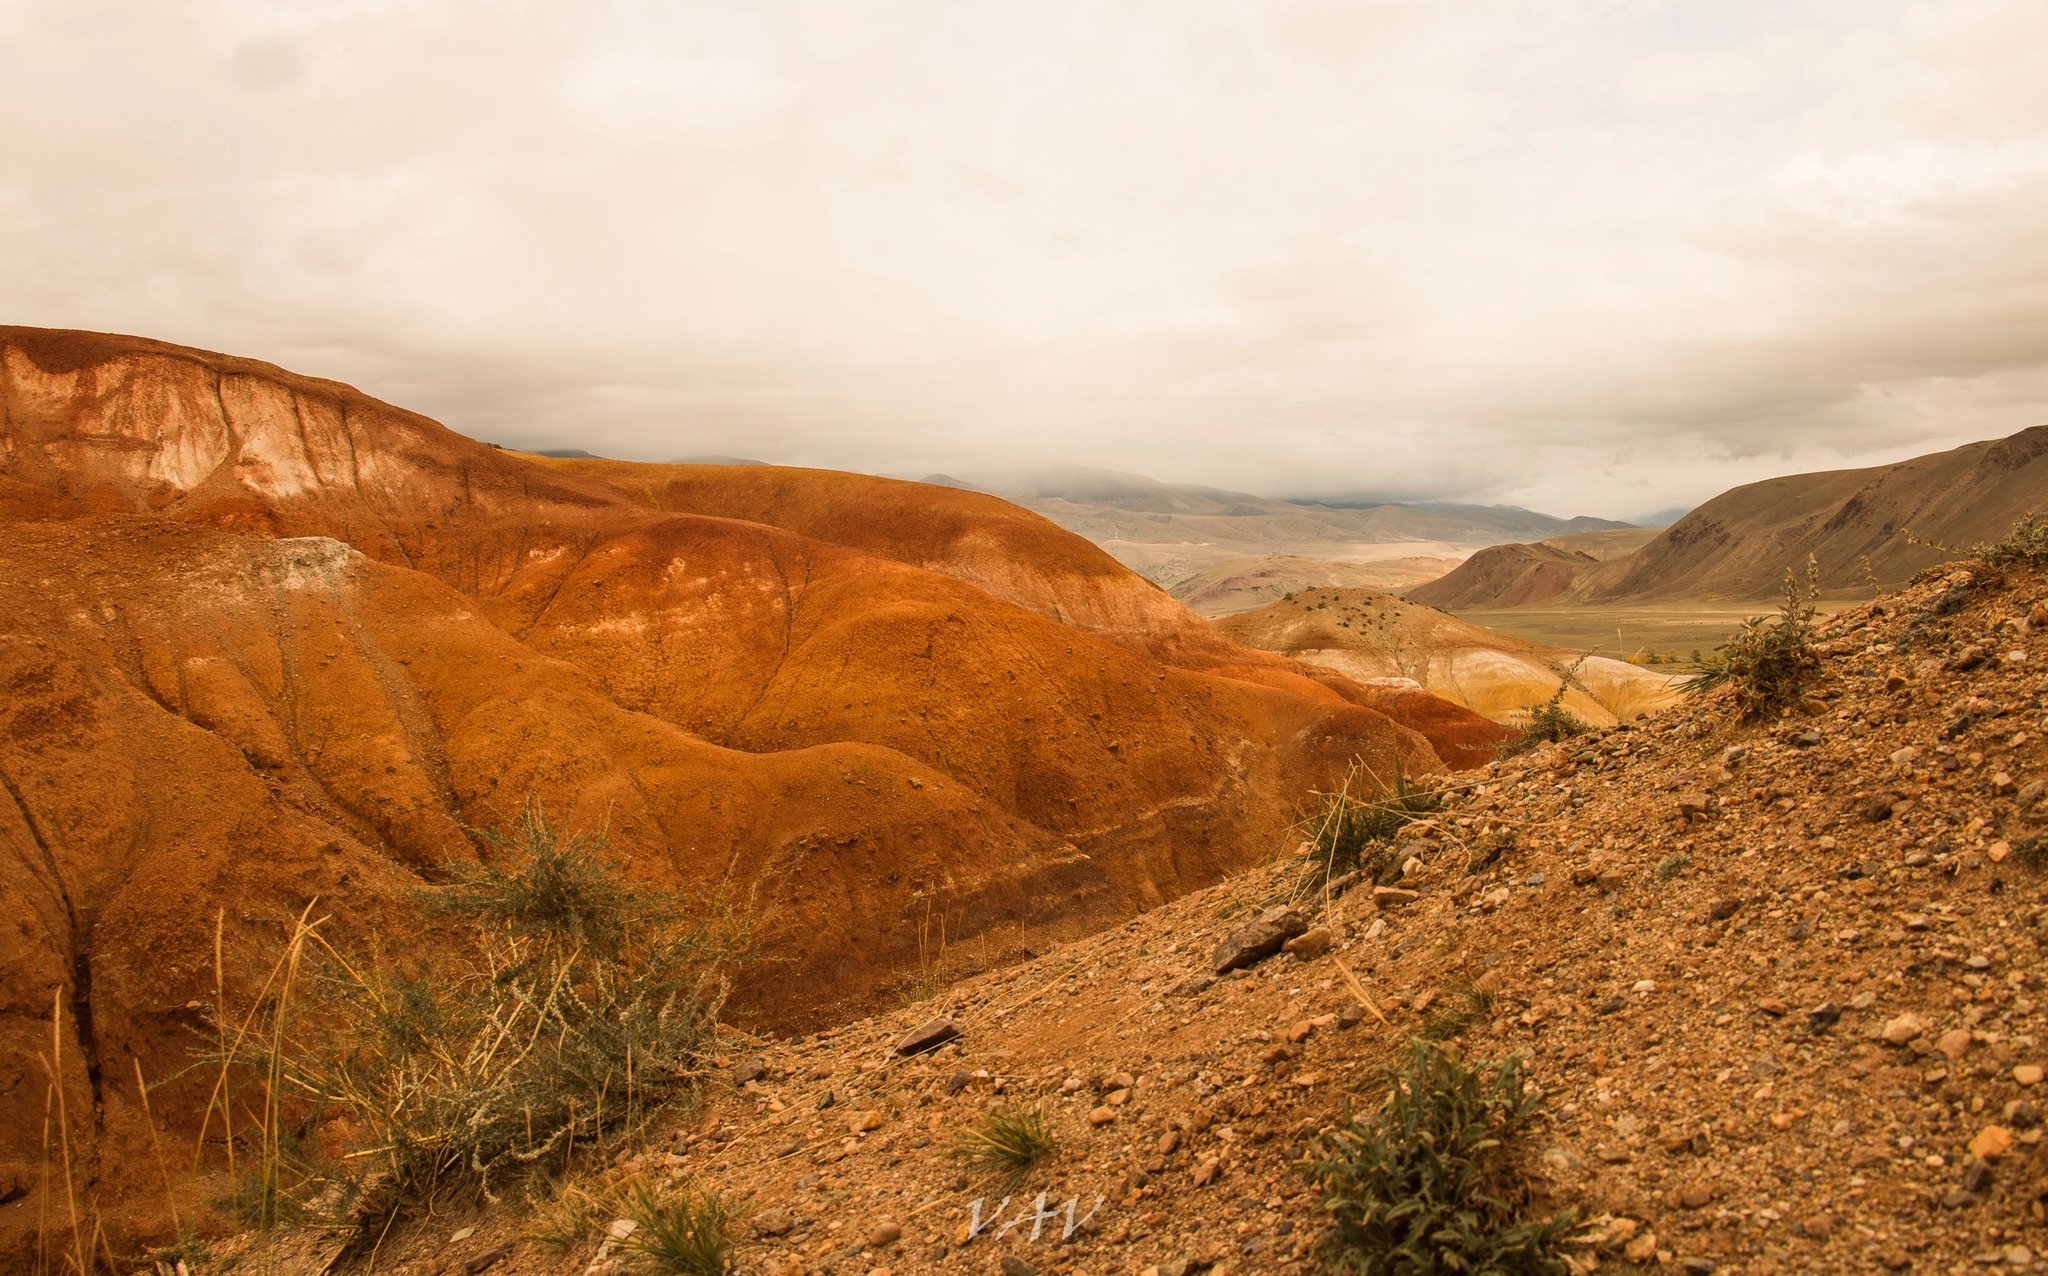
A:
[{"left": 1, "top": 0, "right": 2044, "bottom": 518}]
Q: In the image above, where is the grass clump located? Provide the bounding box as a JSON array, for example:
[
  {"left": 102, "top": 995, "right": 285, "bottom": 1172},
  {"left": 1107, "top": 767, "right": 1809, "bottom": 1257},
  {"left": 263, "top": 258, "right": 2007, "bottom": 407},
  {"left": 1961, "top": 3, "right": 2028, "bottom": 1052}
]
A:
[
  {"left": 1298, "top": 754, "right": 1441, "bottom": 888},
  {"left": 1307, "top": 1041, "right": 1573, "bottom": 1276},
  {"left": 620, "top": 1178, "right": 748, "bottom": 1275},
  {"left": 235, "top": 800, "right": 745, "bottom": 1217},
  {"left": 951, "top": 1102, "right": 1058, "bottom": 1181},
  {"left": 1686, "top": 558, "right": 1822, "bottom": 719}
]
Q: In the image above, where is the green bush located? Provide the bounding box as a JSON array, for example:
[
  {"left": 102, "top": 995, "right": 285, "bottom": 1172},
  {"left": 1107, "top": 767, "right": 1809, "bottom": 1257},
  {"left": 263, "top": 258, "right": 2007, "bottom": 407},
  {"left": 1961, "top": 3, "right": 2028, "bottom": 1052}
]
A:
[
  {"left": 1686, "top": 559, "right": 1822, "bottom": 719},
  {"left": 247, "top": 801, "right": 745, "bottom": 1211},
  {"left": 1499, "top": 656, "right": 1592, "bottom": 757},
  {"left": 1307, "top": 1042, "right": 1573, "bottom": 1276}
]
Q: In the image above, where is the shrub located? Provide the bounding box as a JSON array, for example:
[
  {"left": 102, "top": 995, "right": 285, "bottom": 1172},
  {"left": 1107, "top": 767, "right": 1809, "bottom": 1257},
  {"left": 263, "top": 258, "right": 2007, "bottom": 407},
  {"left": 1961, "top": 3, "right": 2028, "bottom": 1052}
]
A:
[
  {"left": 1499, "top": 656, "right": 1591, "bottom": 757},
  {"left": 1306, "top": 1042, "right": 1573, "bottom": 1276},
  {"left": 1297, "top": 753, "right": 1441, "bottom": 887},
  {"left": 240, "top": 801, "right": 745, "bottom": 1212},
  {"left": 1686, "top": 558, "right": 1822, "bottom": 719},
  {"left": 951, "top": 1102, "right": 1058, "bottom": 1181},
  {"left": 1986, "top": 512, "right": 2048, "bottom": 567},
  {"left": 620, "top": 1178, "right": 748, "bottom": 1275}
]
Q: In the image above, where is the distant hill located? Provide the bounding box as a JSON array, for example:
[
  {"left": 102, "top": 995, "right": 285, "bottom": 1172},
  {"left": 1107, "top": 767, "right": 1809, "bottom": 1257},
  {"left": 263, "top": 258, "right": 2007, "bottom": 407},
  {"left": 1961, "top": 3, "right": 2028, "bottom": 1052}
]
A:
[
  {"left": 1405, "top": 541, "right": 1596, "bottom": 609},
  {"left": 1406, "top": 424, "right": 2048, "bottom": 609}
]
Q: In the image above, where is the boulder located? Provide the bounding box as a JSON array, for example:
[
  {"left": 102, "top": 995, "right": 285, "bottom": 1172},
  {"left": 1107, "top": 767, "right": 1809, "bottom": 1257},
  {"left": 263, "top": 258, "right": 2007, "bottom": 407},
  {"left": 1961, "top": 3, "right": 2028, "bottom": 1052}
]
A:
[{"left": 1211, "top": 905, "right": 1310, "bottom": 973}]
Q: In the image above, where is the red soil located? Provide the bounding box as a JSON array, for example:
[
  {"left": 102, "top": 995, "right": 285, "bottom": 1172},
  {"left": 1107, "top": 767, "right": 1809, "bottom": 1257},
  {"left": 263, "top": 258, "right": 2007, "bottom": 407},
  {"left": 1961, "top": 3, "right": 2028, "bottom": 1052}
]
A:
[{"left": 0, "top": 326, "right": 1503, "bottom": 1258}]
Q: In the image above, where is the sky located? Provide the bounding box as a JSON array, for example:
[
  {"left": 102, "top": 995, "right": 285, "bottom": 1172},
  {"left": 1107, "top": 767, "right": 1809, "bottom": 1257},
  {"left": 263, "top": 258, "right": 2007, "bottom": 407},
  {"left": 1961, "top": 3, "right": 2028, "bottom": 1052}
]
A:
[{"left": 5, "top": 1, "right": 2047, "bottom": 521}]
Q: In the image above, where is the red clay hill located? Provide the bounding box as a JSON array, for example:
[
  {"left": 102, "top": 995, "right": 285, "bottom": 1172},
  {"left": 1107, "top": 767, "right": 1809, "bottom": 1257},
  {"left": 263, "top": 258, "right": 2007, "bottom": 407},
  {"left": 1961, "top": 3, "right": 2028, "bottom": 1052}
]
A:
[{"left": 0, "top": 326, "right": 1504, "bottom": 1257}]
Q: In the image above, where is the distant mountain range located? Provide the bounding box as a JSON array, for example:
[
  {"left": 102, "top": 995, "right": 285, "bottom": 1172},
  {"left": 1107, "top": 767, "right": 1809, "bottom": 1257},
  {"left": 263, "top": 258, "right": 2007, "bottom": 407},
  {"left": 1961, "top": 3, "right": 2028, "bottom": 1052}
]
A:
[{"left": 929, "top": 465, "right": 1633, "bottom": 549}]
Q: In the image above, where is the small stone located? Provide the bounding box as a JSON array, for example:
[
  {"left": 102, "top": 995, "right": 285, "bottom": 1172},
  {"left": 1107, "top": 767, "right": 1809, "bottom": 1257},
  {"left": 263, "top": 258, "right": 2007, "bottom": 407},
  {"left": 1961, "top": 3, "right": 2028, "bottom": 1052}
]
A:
[
  {"left": 1939, "top": 1028, "right": 1974, "bottom": 1060},
  {"left": 2006, "top": 1245, "right": 2035, "bottom": 1267},
  {"left": 752, "top": 1208, "right": 796, "bottom": 1237},
  {"left": 1709, "top": 898, "right": 1742, "bottom": 921},
  {"left": 1287, "top": 1020, "right": 1314, "bottom": 1044},
  {"left": 1677, "top": 792, "right": 1711, "bottom": 819},
  {"left": 849, "top": 1111, "right": 884, "bottom": 1133},
  {"left": 894, "top": 1017, "right": 962, "bottom": 1056},
  {"left": 2016, "top": 1064, "right": 2044, "bottom": 1086},
  {"left": 1625, "top": 1231, "right": 1659, "bottom": 1262},
  {"left": 1675, "top": 1185, "right": 1713, "bottom": 1209},
  {"left": 1680, "top": 1258, "right": 1718, "bottom": 1275},
  {"left": 733, "top": 1056, "right": 767, "bottom": 1084},
  {"left": 1879, "top": 1248, "right": 1913, "bottom": 1270},
  {"left": 869, "top": 1220, "right": 902, "bottom": 1247},
  {"left": 1758, "top": 997, "right": 1788, "bottom": 1016},
  {"left": 1192, "top": 1159, "right": 1222, "bottom": 1186},
  {"left": 1211, "top": 906, "right": 1309, "bottom": 973},
  {"left": 999, "top": 1257, "right": 1040, "bottom": 1276},
  {"left": 1372, "top": 887, "right": 1421, "bottom": 908},
  {"left": 1943, "top": 1188, "right": 1980, "bottom": 1209},
  {"left": 1961, "top": 1159, "right": 1994, "bottom": 1194},
  {"left": 1336, "top": 1003, "right": 1366, "bottom": 1029},
  {"left": 1882, "top": 1012, "right": 1929, "bottom": 1045},
  {"left": 1089, "top": 1106, "right": 1117, "bottom": 1126},
  {"left": 1969, "top": 1126, "right": 2014, "bottom": 1160},
  {"left": 944, "top": 1070, "right": 971, "bottom": 1095},
  {"left": 1800, "top": 1214, "right": 1835, "bottom": 1239},
  {"left": 1860, "top": 792, "right": 1900, "bottom": 822},
  {"left": 2004, "top": 1100, "right": 2041, "bottom": 1129},
  {"left": 1807, "top": 1002, "right": 1841, "bottom": 1029},
  {"left": 1283, "top": 927, "right": 1335, "bottom": 960}
]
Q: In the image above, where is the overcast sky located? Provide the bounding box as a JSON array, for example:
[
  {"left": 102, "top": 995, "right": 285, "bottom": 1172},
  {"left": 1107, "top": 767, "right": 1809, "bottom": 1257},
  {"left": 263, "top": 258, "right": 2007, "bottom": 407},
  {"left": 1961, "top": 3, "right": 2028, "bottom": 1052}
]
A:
[{"left": 6, "top": 1, "right": 2046, "bottom": 520}]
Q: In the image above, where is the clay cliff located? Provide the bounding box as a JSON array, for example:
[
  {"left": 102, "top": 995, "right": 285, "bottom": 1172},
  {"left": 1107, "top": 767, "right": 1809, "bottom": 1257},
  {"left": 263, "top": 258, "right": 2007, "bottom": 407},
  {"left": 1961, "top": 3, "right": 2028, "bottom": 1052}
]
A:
[{"left": 0, "top": 327, "right": 1505, "bottom": 1259}]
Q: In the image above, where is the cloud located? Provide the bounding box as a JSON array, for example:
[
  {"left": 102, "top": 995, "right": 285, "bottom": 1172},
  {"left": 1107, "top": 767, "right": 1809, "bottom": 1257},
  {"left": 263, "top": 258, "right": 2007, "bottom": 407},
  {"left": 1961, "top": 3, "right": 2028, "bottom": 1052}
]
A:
[{"left": 2, "top": 0, "right": 2045, "bottom": 518}]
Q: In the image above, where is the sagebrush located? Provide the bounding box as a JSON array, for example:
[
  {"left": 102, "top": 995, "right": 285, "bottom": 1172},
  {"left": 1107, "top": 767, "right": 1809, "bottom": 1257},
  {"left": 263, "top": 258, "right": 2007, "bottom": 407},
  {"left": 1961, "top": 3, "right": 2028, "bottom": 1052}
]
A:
[
  {"left": 228, "top": 801, "right": 745, "bottom": 1215},
  {"left": 1498, "top": 654, "right": 1591, "bottom": 757},
  {"left": 1686, "top": 557, "right": 1822, "bottom": 719},
  {"left": 1307, "top": 1041, "right": 1573, "bottom": 1275}
]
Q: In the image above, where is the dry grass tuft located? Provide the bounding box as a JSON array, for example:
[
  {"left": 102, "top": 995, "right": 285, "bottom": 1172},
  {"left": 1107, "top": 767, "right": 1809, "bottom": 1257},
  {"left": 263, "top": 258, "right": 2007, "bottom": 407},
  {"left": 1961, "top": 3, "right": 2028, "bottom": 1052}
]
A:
[{"left": 951, "top": 1102, "right": 1059, "bottom": 1181}]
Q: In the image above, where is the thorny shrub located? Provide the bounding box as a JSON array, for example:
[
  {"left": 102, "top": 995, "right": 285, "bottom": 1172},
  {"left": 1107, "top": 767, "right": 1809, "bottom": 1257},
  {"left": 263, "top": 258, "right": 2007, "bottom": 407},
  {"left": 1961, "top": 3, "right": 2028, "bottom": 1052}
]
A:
[
  {"left": 1686, "top": 557, "right": 1823, "bottom": 719},
  {"left": 235, "top": 801, "right": 746, "bottom": 1217},
  {"left": 1307, "top": 1041, "right": 1573, "bottom": 1276}
]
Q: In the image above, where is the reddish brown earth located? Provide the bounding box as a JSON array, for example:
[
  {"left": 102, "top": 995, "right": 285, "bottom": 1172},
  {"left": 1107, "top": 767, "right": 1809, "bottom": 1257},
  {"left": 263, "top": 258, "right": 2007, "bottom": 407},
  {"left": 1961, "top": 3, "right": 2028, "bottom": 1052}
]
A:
[
  {"left": 0, "top": 327, "right": 1504, "bottom": 1261},
  {"left": 1406, "top": 540, "right": 1598, "bottom": 610}
]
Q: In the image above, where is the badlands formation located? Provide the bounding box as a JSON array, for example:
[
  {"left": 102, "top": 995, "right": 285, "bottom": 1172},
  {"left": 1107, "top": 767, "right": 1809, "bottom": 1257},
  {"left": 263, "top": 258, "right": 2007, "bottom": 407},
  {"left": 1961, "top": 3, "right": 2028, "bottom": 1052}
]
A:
[
  {"left": 1215, "top": 587, "right": 1687, "bottom": 729},
  {"left": 257, "top": 552, "right": 2048, "bottom": 1276},
  {"left": 0, "top": 327, "right": 1506, "bottom": 1260}
]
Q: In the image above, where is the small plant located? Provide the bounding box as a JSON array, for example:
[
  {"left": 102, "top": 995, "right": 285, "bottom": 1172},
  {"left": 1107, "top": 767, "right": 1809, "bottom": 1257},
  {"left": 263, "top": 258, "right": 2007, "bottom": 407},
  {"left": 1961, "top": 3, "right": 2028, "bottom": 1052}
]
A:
[
  {"left": 1907, "top": 511, "right": 2048, "bottom": 568},
  {"left": 1499, "top": 656, "right": 1592, "bottom": 757},
  {"left": 898, "top": 901, "right": 948, "bottom": 1007},
  {"left": 1686, "top": 558, "right": 1823, "bottom": 719},
  {"left": 951, "top": 1102, "right": 1059, "bottom": 1181},
  {"left": 1307, "top": 1041, "right": 1573, "bottom": 1275},
  {"left": 1654, "top": 853, "right": 1691, "bottom": 881},
  {"left": 620, "top": 1178, "right": 748, "bottom": 1275},
  {"left": 1297, "top": 752, "right": 1442, "bottom": 889}
]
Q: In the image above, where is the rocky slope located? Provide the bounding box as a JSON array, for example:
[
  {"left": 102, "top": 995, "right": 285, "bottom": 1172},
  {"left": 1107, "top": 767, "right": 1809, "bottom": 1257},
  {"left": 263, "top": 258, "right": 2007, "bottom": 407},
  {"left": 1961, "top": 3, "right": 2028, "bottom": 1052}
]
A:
[
  {"left": 1215, "top": 587, "right": 1686, "bottom": 727},
  {"left": 301, "top": 553, "right": 2048, "bottom": 1276},
  {"left": 0, "top": 327, "right": 1510, "bottom": 1262},
  {"left": 1414, "top": 425, "right": 2048, "bottom": 610}
]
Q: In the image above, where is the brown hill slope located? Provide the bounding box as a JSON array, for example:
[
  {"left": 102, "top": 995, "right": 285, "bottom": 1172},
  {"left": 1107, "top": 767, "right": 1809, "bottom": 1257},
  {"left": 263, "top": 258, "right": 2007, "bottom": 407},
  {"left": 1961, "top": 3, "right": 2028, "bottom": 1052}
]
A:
[
  {"left": 1426, "top": 426, "right": 2048, "bottom": 611},
  {"left": 1405, "top": 541, "right": 1596, "bottom": 609},
  {"left": 238, "top": 554, "right": 2048, "bottom": 1276}
]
